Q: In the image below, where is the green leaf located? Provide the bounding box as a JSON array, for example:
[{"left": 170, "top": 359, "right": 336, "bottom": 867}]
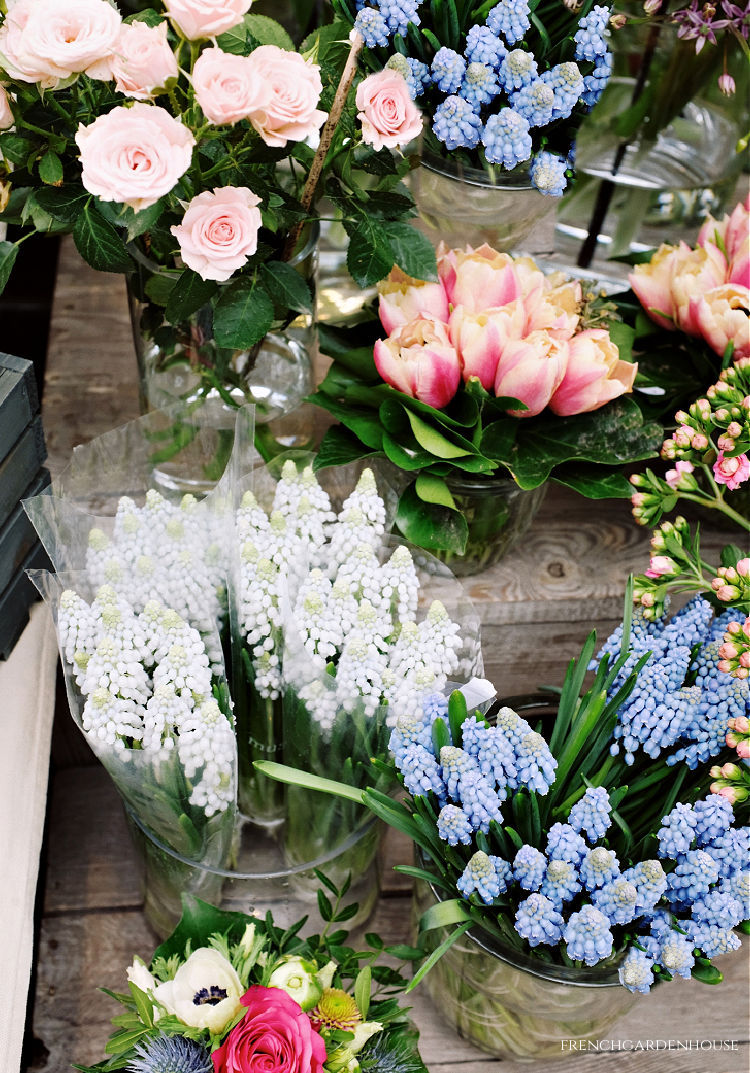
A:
[
  {"left": 73, "top": 203, "right": 134, "bottom": 273},
  {"left": 38, "top": 150, "right": 63, "bottom": 186},
  {"left": 128, "top": 983, "right": 155, "bottom": 1029},
  {"left": 216, "top": 24, "right": 249, "bottom": 54},
  {"left": 347, "top": 218, "right": 394, "bottom": 288},
  {"left": 382, "top": 431, "right": 435, "bottom": 471},
  {"left": 418, "top": 898, "right": 472, "bottom": 933},
  {"left": 480, "top": 418, "right": 518, "bottom": 461},
  {"left": 245, "top": 13, "right": 295, "bottom": 49},
  {"left": 165, "top": 271, "right": 217, "bottom": 324},
  {"left": 310, "top": 394, "right": 384, "bottom": 450},
  {"left": 314, "top": 426, "right": 378, "bottom": 470},
  {"left": 395, "top": 482, "right": 468, "bottom": 554},
  {"left": 0, "top": 133, "right": 35, "bottom": 166},
  {"left": 355, "top": 965, "right": 371, "bottom": 1020},
  {"left": 145, "top": 271, "right": 177, "bottom": 307},
  {"left": 414, "top": 473, "right": 455, "bottom": 509},
  {"left": 552, "top": 464, "right": 633, "bottom": 499},
  {"left": 213, "top": 279, "right": 274, "bottom": 349},
  {"left": 691, "top": 962, "right": 723, "bottom": 985},
  {"left": 382, "top": 222, "right": 438, "bottom": 282},
  {"left": 448, "top": 689, "right": 468, "bottom": 746},
  {"left": 408, "top": 921, "right": 472, "bottom": 992},
  {"left": 254, "top": 761, "right": 366, "bottom": 804},
  {"left": 261, "top": 260, "right": 313, "bottom": 316},
  {"left": 404, "top": 409, "right": 472, "bottom": 459},
  {"left": 0, "top": 241, "right": 18, "bottom": 296},
  {"left": 33, "top": 185, "right": 88, "bottom": 226}
]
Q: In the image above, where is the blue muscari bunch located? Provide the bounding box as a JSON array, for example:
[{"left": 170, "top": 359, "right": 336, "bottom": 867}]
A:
[
  {"left": 568, "top": 786, "right": 612, "bottom": 842},
  {"left": 128, "top": 1034, "right": 213, "bottom": 1073},
  {"left": 481, "top": 109, "right": 532, "bottom": 168},
  {"left": 539, "top": 62, "right": 584, "bottom": 121},
  {"left": 515, "top": 893, "right": 564, "bottom": 946},
  {"left": 498, "top": 49, "right": 538, "bottom": 92},
  {"left": 385, "top": 54, "right": 429, "bottom": 100},
  {"left": 530, "top": 151, "right": 568, "bottom": 196},
  {"left": 377, "top": 0, "right": 421, "bottom": 37},
  {"left": 509, "top": 80, "right": 555, "bottom": 128},
  {"left": 580, "top": 846, "right": 620, "bottom": 890},
  {"left": 465, "top": 24, "right": 506, "bottom": 70},
  {"left": 622, "top": 860, "right": 667, "bottom": 909},
  {"left": 513, "top": 844, "right": 547, "bottom": 890},
  {"left": 354, "top": 7, "right": 390, "bottom": 47},
  {"left": 564, "top": 906, "right": 613, "bottom": 966},
  {"left": 546, "top": 822, "right": 588, "bottom": 864},
  {"left": 486, "top": 0, "right": 531, "bottom": 46},
  {"left": 581, "top": 53, "right": 613, "bottom": 108},
  {"left": 432, "top": 95, "right": 482, "bottom": 150},
  {"left": 574, "top": 4, "right": 611, "bottom": 61},
  {"left": 668, "top": 640, "right": 749, "bottom": 768},
  {"left": 540, "top": 859, "right": 582, "bottom": 908},
  {"left": 592, "top": 877, "right": 639, "bottom": 925},
  {"left": 354, "top": 0, "right": 421, "bottom": 45},
  {"left": 460, "top": 62, "right": 500, "bottom": 108},
  {"left": 457, "top": 850, "right": 512, "bottom": 903},
  {"left": 437, "top": 803, "right": 474, "bottom": 846},
  {"left": 431, "top": 47, "right": 466, "bottom": 93},
  {"left": 399, "top": 742, "right": 446, "bottom": 801}
]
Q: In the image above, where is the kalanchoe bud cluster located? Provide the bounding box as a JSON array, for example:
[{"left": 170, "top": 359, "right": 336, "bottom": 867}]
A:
[
  {"left": 719, "top": 616, "right": 750, "bottom": 679},
  {"left": 711, "top": 558, "right": 750, "bottom": 606},
  {"left": 57, "top": 585, "right": 235, "bottom": 816},
  {"left": 710, "top": 760, "right": 750, "bottom": 804}
]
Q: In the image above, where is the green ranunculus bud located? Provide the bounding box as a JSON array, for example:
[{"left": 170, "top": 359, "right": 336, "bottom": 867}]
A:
[{"left": 267, "top": 956, "right": 322, "bottom": 1011}]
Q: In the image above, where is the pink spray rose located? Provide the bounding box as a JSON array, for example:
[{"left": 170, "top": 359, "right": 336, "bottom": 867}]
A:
[
  {"left": 449, "top": 303, "right": 525, "bottom": 390},
  {"left": 0, "top": 0, "right": 121, "bottom": 87},
  {"left": 192, "top": 48, "right": 269, "bottom": 127},
  {"left": 245, "top": 46, "right": 326, "bottom": 148},
  {"left": 493, "top": 330, "right": 569, "bottom": 417},
  {"left": 171, "top": 186, "right": 262, "bottom": 282},
  {"left": 0, "top": 85, "right": 13, "bottom": 129},
  {"left": 377, "top": 266, "right": 449, "bottom": 334},
  {"left": 689, "top": 283, "right": 750, "bottom": 359},
  {"left": 438, "top": 243, "right": 522, "bottom": 314},
  {"left": 374, "top": 317, "right": 461, "bottom": 408},
  {"left": 75, "top": 103, "right": 195, "bottom": 211},
  {"left": 355, "top": 69, "right": 423, "bottom": 151},
  {"left": 105, "top": 20, "right": 178, "bottom": 101},
  {"left": 713, "top": 451, "right": 750, "bottom": 490},
  {"left": 548, "top": 328, "right": 637, "bottom": 416},
  {"left": 163, "top": 0, "right": 251, "bottom": 41},
  {"left": 211, "top": 986, "right": 326, "bottom": 1073}
]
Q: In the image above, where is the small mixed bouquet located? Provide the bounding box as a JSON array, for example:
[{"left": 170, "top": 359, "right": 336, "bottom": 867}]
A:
[
  {"left": 312, "top": 240, "right": 661, "bottom": 559},
  {"left": 332, "top": 0, "right": 620, "bottom": 195},
  {"left": 77, "top": 892, "right": 428, "bottom": 1073}
]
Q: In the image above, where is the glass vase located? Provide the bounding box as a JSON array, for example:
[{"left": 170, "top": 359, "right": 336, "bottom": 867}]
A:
[
  {"left": 432, "top": 474, "right": 547, "bottom": 577},
  {"left": 127, "top": 225, "right": 319, "bottom": 493},
  {"left": 412, "top": 875, "right": 637, "bottom": 1061},
  {"left": 409, "top": 150, "right": 557, "bottom": 255}
]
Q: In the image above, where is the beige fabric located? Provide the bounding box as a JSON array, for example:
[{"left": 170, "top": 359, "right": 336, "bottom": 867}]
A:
[{"left": 0, "top": 603, "right": 58, "bottom": 1072}]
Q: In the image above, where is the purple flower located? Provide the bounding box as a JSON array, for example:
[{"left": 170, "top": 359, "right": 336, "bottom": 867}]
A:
[{"left": 673, "top": 0, "right": 730, "bottom": 52}]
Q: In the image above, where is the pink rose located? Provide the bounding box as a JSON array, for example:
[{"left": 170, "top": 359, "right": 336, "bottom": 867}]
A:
[
  {"left": 548, "top": 328, "right": 637, "bottom": 416},
  {"left": 493, "top": 330, "right": 569, "bottom": 417},
  {"left": 105, "top": 20, "right": 178, "bottom": 100},
  {"left": 449, "top": 303, "right": 525, "bottom": 390},
  {"left": 377, "top": 265, "right": 449, "bottom": 334},
  {"left": 0, "top": 0, "right": 121, "bottom": 87},
  {"left": 374, "top": 317, "right": 461, "bottom": 408},
  {"left": 713, "top": 451, "right": 750, "bottom": 490},
  {"left": 171, "top": 186, "right": 262, "bottom": 282},
  {"left": 211, "top": 985, "right": 326, "bottom": 1073},
  {"left": 690, "top": 283, "right": 750, "bottom": 359},
  {"left": 245, "top": 46, "right": 326, "bottom": 148},
  {"left": 438, "top": 243, "right": 522, "bottom": 314},
  {"left": 0, "top": 85, "right": 13, "bottom": 129},
  {"left": 164, "top": 0, "right": 251, "bottom": 41},
  {"left": 193, "top": 48, "right": 270, "bottom": 126},
  {"left": 75, "top": 102, "right": 195, "bottom": 211},
  {"left": 355, "top": 69, "right": 423, "bottom": 151}
]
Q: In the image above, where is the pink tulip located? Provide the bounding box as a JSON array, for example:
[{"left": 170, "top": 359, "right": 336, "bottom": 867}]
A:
[
  {"left": 374, "top": 317, "right": 461, "bottom": 409},
  {"left": 670, "top": 243, "right": 728, "bottom": 334},
  {"left": 629, "top": 243, "right": 685, "bottom": 329},
  {"left": 713, "top": 451, "right": 750, "bottom": 490},
  {"left": 690, "top": 284, "right": 750, "bottom": 359},
  {"left": 449, "top": 303, "right": 525, "bottom": 390},
  {"left": 698, "top": 194, "right": 750, "bottom": 266},
  {"left": 521, "top": 283, "right": 581, "bottom": 339},
  {"left": 493, "top": 330, "right": 569, "bottom": 417},
  {"left": 437, "top": 243, "right": 522, "bottom": 313},
  {"left": 548, "top": 328, "right": 637, "bottom": 416},
  {"left": 377, "top": 266, "right": 449, "bottom": 335}
]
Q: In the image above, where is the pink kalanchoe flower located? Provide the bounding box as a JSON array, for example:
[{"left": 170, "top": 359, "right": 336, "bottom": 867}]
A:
[
  {"left": 448, "top": 303, "right": 525, "bottom": 390},
  {"left": 374, "top": 317, "right": 461, "bottom": 408},
  {"left": 548, "top": 328, "right": 637, "bottom": 416},
  {"left": 713, "top": 450, "right": 750, "bottom": 489},
  {"left": 719, "top": 72, "right": 736, "bottom": 95},
  {"left": 644, "top": 555, "right": 679, "bottom": 579},
  {"left": 493, "top": 330, "right": 569, "bottom": 417},
  {"left": 437, "top": 243, "right": 522, "bottom": 313},
  {"left": 377, "top": 266, "right": 450, "bottom": 335},
  {"left": 736, "top": 558, "right": 750, "bottom": 577},
  {"left": 665, "top": 459, "right": 695, "bottom": 489}
]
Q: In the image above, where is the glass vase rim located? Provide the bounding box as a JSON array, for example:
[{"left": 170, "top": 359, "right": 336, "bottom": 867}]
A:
[
  {"left": 419, "top": 148, "right": 534, "bottom": 191},
  {"left": 443, "top": 471, "right": 546, "bottom": 495},
  {"left": 126, "top": 804, "right": 378, "bottom": 881},
  {"left": 126, "top": 219, "right": 320, "bottom": 280}
]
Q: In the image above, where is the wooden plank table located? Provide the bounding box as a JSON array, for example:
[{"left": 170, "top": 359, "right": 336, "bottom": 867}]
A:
[{"left": 30, "top": 239, "right": 749, "bottom": 1072}]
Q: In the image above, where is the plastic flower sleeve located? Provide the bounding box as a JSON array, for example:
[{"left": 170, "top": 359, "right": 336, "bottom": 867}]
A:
[{"left": 29, "top": 568, "right": 238, "bottom": 878}]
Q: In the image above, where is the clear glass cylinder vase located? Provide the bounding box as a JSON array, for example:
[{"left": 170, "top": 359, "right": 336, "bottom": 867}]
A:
[{"left": 412, "top": 876, "right": 637, "bottom": 1060}]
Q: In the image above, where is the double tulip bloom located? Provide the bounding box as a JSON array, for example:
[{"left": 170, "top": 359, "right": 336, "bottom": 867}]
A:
[
  {"left": 629, "top": 195, "right": 750, "bottom": 360},
  {"left": 374, "top": 245, "right": 637, "bottom": 417}
]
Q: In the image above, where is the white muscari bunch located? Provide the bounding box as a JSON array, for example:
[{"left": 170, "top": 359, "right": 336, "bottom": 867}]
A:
[
  {"left": 85, "top": 490, "right": 226, "bottom": 668},
  {"left": 57, "top": 585, "right": 235, "bottom": 817}
]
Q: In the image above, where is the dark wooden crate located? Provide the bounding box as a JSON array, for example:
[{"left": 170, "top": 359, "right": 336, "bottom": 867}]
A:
[
  {"left": 0, "top": 352, "right": 40, "bottom": 463},
  {"left": 0, "top": 541, "right": 51, "bottom": 659},
  {"left": 0, "top": 468, "right": 51, "bottom": 594},
  {"left": 0, "top": 416, "right": 47, "bottom": 531}
]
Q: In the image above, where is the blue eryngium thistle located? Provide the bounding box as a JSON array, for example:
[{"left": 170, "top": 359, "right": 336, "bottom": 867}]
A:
[{"left": 127, "top": 1034, "right": 212, "bottom": 1073}]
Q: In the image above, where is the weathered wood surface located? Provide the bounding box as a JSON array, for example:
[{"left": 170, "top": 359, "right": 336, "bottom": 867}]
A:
[{"left": 33, "top": 767, "right": 750, "bottom": 1073}]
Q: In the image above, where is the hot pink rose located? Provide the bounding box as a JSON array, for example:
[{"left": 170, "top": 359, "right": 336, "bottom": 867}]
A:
[
  {"left": 713, "top": 451, "right": 750, "bottom": 490},
  {"left": 374, "top": 317, "right": 461, "bottom": 408},
  {"left": 76, "top": 102, "right": 195, "bottom": 211},
  {"left": 377, "top": 266, "right": 449, "bottom": 334},
  {"left": 493, "top": 330, "right": 569, "bottom": 417},
  {"left": 438, "top": 243, "right": 522, "bottom": 314},
  {"left": 355, "top": 69, "right": 423, "bottom": 151},
  {"left": 0, "top": 86, "right": 13, "bottom": 129},
  {"left": 690, "top": 283, "right": 750, "bottom": 359},
  {"left": 245, "top": 46, "right": 326, "bottom": 148},
  {"left": 0, "top": 0, "right": 121, "bottom": 87},
  {"left": 171, "top": 186, "right": 262, "bottom": 281},
  {"left": 192, "top": 48, "right": 269, "bottom": 126},
  {"left": 105, "top": 20, "right": 178, "bottom": 100},
  {"left": 449, "top": 303, "right": 525, "bottom": 390},
  {"left": 548, "top": 328, "right": 637, "bottom": 416},
  {"left": 212, "top": 986, "right": 326, "bottom": 1073},
  {"left": 164, "top": 0, "right": 251, "bottom": 40}
]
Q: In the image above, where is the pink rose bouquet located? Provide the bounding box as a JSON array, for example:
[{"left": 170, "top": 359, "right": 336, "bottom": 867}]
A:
[
  {"left": 311, "top": 239, "right": 660, "bottom": 562},
  {"left": 83, "top": 895, "right": 428, "bottom": 1073}
]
